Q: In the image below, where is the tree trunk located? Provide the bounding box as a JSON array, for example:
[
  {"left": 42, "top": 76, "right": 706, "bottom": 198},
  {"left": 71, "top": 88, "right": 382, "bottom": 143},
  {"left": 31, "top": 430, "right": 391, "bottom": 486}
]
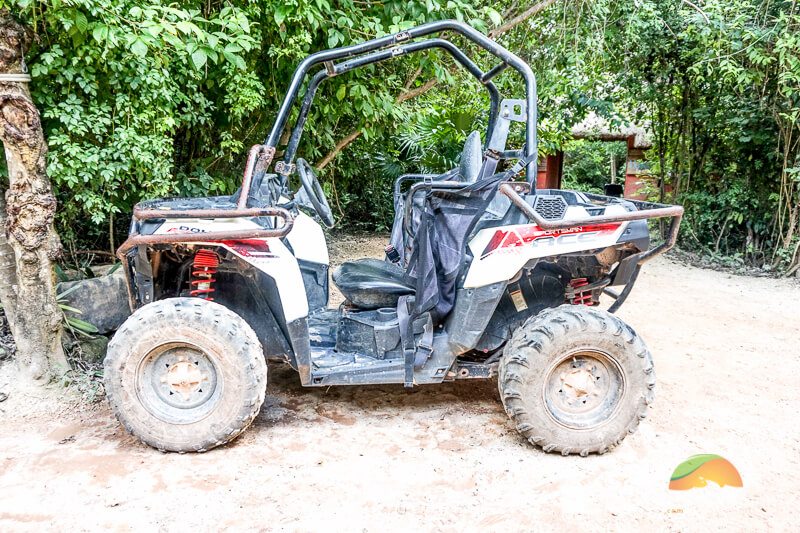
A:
[
  {"left": 0, "top": 11, "right": 68, "bottom": 380},
  {"left": 0, "top": 192, "right": 18, "bottom": 325}
]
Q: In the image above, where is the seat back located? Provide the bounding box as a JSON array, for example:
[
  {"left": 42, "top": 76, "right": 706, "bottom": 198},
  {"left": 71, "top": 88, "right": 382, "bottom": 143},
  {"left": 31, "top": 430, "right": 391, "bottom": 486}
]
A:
[
  {"left": 458, "top": 131, "right": 482, "bottom": 183},
  {"left": 407, "top": 174, "right": 505, "bottom": 322},
  {"left": 389, "top": 132, "right": 484, "bottom": 265}
]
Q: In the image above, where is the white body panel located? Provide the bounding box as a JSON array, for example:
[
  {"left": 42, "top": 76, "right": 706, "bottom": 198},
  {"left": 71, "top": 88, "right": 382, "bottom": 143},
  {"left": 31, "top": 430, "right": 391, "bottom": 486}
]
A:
[
  {"left": 463, "top": 205, "right": 630, "bottom": 288},
  {"left": 155, "top": 217, "right": 310, "bottom": 322},
  {"left": 286, "top": 211, "right": 329, "bottom": 265}
]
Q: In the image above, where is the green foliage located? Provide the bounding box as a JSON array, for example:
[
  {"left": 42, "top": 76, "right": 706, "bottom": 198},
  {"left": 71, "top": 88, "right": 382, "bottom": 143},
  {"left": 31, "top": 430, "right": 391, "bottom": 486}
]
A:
[
  {"left": 513, "top": 0, "right": 800, "bottom": 270},
  {"left": 562, "top": 140, "right": 627, "bottom": 193},
  {"left": 3, "top": 0, "right": 800, "bottom": 272},
  {"left": 12, "top": 0, "right": 258, "bottom": 249},
  {"left": 58, "top": 366, "right": 105, "bottom": 403},
  {"left": 8, "top": 0, "right": 502, "bottom": 247}
]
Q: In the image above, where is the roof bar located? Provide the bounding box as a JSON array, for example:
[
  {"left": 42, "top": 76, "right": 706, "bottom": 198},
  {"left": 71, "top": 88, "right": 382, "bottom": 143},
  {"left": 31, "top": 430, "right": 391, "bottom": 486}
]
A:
[
  {"left": 263, "top": 20, "right": 538, "bottom": 184},
  {"left": 280, "top": 38, "right": 503, "bottom": 172},
  {"left": 480, "top": 62, "right": 508, "bottom": 83}
]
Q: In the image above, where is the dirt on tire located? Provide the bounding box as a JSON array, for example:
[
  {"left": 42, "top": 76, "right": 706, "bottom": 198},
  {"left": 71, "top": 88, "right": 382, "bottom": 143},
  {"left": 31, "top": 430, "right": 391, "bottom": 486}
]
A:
[
  {"left": 499, "top": 305, "right": 655, "bottom": 455},
  {"left": 104, "top": 297, "right": 267, "bottom": 452}
]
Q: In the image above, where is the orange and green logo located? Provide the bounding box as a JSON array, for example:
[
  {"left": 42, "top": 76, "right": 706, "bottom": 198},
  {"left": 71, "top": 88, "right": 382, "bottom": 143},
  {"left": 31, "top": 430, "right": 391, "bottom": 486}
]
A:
[{"left": 669, "top": 454, "right": 743, "bottom": 490}]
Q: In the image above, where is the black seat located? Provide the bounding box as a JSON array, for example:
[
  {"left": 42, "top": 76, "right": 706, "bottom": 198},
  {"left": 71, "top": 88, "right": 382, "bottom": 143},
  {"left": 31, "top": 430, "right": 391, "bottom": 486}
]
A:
[
  {"left": 458, "top": 130, "right": 482, "bottom": 183},
  {"left": 335, "top": 133, "right": 484, "bottom": 309},
  {"left": 332, "top": 258, "right": 414, "bottom": 309}
]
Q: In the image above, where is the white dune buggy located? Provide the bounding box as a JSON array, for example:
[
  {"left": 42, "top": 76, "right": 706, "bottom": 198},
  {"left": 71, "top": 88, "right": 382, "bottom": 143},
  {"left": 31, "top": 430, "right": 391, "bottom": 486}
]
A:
[{"left": 106, "top": 20, "right": 683, "bottom": 454}]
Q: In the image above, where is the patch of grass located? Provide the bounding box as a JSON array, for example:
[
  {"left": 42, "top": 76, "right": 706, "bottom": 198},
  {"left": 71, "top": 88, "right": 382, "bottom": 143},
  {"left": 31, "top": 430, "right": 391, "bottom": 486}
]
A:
[{"left": 58, "top": 366, "right": 105, "bottom": 404}]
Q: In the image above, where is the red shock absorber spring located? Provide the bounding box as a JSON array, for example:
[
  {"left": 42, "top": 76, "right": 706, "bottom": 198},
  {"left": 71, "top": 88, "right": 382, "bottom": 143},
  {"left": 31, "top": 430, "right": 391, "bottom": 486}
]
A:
[
  {"left": 190, "top": 249, "right": 219, "bottom": 300},
  {"left": 569, "top": 277, "right": 593, "bottom": 306}
]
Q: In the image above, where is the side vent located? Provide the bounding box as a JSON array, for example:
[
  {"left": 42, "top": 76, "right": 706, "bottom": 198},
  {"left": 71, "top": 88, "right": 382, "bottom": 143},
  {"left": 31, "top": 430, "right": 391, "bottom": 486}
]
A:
[{"left": 533, "top": 195, "right": 567, "bottom": 221}]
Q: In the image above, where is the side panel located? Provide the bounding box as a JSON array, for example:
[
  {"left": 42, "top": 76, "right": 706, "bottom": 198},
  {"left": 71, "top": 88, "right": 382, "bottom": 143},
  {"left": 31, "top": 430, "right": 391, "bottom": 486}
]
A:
[
  {"left": 464, "top": 207, "right": 630, "bottom": 288},
  {"left": 297, "top": 260, "right": 329, "bottom": 311},
  {"left": 285, "top": 211, "right": 329, "bottom": 264},
  {"left": 212, "top": 269, "right": 294, "bottom": 360},
  {"left": 446, "top": 282, "right": 507, "bottom": 354},
  {"left": 154, "top": 218, "right": 309, "bottom": 322},
  {"left": 222, "top": 239, "right": 309, "bottom": 322},
  {"left": 285, "top": 212, "right": 330, "bottom": 312}
]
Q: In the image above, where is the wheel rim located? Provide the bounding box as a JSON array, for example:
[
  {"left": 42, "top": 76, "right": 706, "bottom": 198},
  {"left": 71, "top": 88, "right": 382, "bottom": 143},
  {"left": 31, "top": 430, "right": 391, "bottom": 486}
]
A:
[
  {"left": 135, "top": 342, "right": 222, "bottom": 424},
  {"left": 542, "top": 349, "right": 625, "bottom": 430}
]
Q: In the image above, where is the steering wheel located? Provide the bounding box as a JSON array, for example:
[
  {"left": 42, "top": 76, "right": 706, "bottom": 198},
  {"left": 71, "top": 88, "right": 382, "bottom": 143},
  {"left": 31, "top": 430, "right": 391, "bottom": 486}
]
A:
[{"left": 296, "top": 158, "right": 335, "bottom": 228}]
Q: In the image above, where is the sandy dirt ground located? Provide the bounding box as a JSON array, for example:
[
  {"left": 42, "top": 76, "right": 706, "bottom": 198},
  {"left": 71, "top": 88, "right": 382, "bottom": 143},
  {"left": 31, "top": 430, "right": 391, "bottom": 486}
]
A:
[{"left": 1, "top": 233, "right": 799, "bottom": 532}]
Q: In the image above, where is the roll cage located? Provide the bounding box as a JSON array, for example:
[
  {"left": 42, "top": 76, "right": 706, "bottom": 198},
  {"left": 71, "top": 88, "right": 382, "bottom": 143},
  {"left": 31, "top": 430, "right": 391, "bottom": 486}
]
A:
[
  {"left": 121, "top": 20, "right": 684, "bottom": 296},
  {"left": 241, "top": 20, "right": 539, "bottom": 204}
]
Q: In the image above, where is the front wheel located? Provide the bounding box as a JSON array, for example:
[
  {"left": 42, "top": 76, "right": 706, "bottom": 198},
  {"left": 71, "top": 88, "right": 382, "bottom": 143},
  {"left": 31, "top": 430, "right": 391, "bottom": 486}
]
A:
[
  {"left": 104, "top": 298, "right": 267, "bottom": 452},
  {"left": 498, "top": 305, "right": 655, "bottom": 455}
]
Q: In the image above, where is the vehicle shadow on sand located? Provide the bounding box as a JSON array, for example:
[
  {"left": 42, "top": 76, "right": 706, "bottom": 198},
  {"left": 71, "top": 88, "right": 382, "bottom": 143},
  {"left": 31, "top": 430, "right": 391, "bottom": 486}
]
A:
[{"left": 248, "top": 362, "right": 507, "bottom": 432}]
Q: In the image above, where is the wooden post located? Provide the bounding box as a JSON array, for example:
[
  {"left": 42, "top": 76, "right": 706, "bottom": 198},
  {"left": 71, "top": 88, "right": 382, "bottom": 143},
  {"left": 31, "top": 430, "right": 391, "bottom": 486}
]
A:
[
  {"left": 623, "top": 136, "right": 651, "bottom": 200},
  {"left": 537, "top": 153, "right": 563, "bottom": 190}
]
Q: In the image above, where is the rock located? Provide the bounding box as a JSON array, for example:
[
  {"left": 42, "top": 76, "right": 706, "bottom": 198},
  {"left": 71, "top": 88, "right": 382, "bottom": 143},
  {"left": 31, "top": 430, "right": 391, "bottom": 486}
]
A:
[
  {"left": 57, "top": 269, "right": 131, "bottom": 335},
  {"left": 76, "top": 335, "right": 110, "bottom": 363},
  {"left": 57, "top": 269, "right": 82, "bottom": 282},
  {"left": 62, "top": 332, "right": 110, "bottom": 363},
  {"left": 90, "top": 264, "right": 118, "bottom": 277}
]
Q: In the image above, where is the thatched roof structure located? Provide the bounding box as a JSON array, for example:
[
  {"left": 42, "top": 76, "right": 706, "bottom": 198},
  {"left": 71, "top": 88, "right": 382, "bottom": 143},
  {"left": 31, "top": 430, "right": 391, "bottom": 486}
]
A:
[{"left": 570, "top": 112, "right": 653, "bottom": 150}]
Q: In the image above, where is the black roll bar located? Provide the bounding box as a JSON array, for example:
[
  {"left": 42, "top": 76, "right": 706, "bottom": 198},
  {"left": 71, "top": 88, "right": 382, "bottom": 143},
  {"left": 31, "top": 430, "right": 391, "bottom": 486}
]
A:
[
  {"left": 263, "top": 20, "right": 537, "bottom": 184},
  {"left": 281, "top": 38, "right": 504, "bottom": 172}
]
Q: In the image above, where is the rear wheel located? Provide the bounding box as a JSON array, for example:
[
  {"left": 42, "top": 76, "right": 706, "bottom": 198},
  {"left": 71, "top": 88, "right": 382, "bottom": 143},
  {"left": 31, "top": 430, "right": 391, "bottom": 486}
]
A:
[
  {"left": 498, "top": 305, "right": 655, "bottom": 455},
  {"left": 104, "top": 298, "right": 267, "bottom": 452}
]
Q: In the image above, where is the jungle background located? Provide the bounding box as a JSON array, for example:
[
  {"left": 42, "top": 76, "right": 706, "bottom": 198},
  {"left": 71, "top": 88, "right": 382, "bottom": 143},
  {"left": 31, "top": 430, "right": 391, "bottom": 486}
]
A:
[{"left": 2, "top": 0, "right": 800, "bottom": 273}]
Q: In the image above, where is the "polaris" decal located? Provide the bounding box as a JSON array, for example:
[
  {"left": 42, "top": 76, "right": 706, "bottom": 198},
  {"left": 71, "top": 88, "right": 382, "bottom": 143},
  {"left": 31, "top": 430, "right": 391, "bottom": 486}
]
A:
[
  {"left": 166, "top": 225, "right": 208, "bottom": 233},
  {"left": 480, "top": 223, "right": 621, "bottom": 259}
]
